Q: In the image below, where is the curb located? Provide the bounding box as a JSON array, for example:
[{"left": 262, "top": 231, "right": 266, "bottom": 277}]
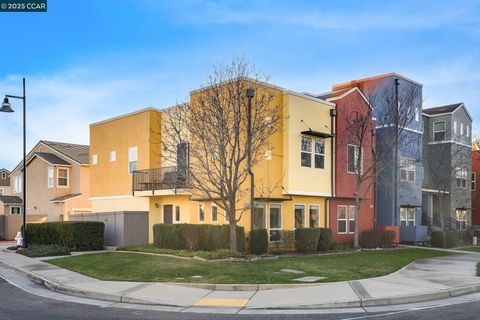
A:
[{"left": 1, "top": 254, "right": 480, "bottom": 310}]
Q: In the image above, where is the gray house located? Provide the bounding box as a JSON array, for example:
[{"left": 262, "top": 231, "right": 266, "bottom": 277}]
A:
[
  {"left": 422, "top": 103, "right": 473, "bottom": 232},
  {"left": 333, "top": 73, "right": 427, "bottom": 242}
]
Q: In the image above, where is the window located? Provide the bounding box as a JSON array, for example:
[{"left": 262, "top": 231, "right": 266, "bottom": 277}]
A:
[
  {"left": 265, "top": 150, "right": 272, "bottom": 160},
  {"left": 455, "top": 210, "right": 468, "bottom": 230},
  {"left": 294, "top": 205, "right": 305, "bottom": 229},
  {"left": 13, "top": 176, "right": 21, "bottom": 193},
  {"left": 466, "top": 125, "right": 470, "bottom": 138},
  {"left": 91, "top": 154, "right": 98, "bottom": 165},
  {"left": 175, "top": 205, "right": 181, "bottom": 222},
  {"left": 301, "top": 136, "right": 325, "bottom": 169},
  {"left": 460, "top": 123, "right": 464, "bottom": 135},
  {"left": 253, "top": 203, "right": 266, "bottom": 229},
  {"left": 454, "top": 121, "right": 457, "bottom": 134},
  {"left": 110, "top": 150, "right": 116, "bottom": 162},
  {"left": 347, "top": 145, "right": 363, "bottom": 174},
  {"left": 348, "top": 206, "right": 356, "bottom": 234},
  {"left": 337, "top": 205, "right": 356, "bottom": 234},
  {"left": 269, "top": 204, "right": 282, "bottom": 242},
  {"left": 472, "top": 172, "right": 477, "bottom": 191},
  {"left": 47, "top": 167, "right": 54, "bottom": 188},
  {"left": 198, "top": 204, "right": 205, "bottom": 222},
  {"left": 211, "top": 203, "right": 218, "bottom": 222},
  {"left": 433, "top": 121, "right": 445, "bottom": 141},
  {"left": 301, "top": 136, "right": 312, "bottom": 167},
  {"left": 128, "top": 147, "right": 138, "bottom": 174},
  {"left": 400, "top": 158, "right": 415, "bottom": 182},
  {"left": 400, "top": 207, "right": 416, "bottom": 226},
  {"left": 0, "top": 188, "right": 3, "bottom": 196},
  {"left": 456, "top": 168, "right": 468, "bottom": 188},
  {"left": 10, "top": 206, "right": 21, "bottom": 215},
  {"left": 1, "top": 172, "right": 6, "bottom": 179},
  {"left": 309, "top": 205, "right": 320, "bottom": 228},
  {"left": 415, "top": 109, "right": 419, "bottom": 122},
  {"left": 57, "top": 168, "right": 69, "bottom": 187}
]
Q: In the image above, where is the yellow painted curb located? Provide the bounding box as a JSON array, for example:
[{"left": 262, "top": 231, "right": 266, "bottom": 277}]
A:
[{"left": 194, "top": 298, "right": 248, "bottom": 307}]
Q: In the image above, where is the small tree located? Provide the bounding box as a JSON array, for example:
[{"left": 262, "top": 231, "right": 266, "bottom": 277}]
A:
[{"left": 161, "top": 59, "right": 281, "bottom": 251}]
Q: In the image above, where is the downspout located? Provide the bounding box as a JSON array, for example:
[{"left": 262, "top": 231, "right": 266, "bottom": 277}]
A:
[
  {"left": 394, "top": 78, "right": 400, "bottom": 227},
  {"left": 329, "top": 109, "right": 337, "bottom": 228}
]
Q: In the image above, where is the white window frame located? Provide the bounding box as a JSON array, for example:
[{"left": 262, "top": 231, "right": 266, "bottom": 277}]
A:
[
  {"left": 400, "top": 157, "right": 416, "bottom": 182},
  {"left": 400, "top": 207, "right": 416, "bottom": 226},
  {"left": 252, "top": 203, "right": 267, "bottom": 229},
  {"left": 47, "top": 167, "right": 54, "bottom": 188},
  {"left": 455, "top": 209, "right": 468, "bottom": 230},
  {"left": 128, "top": 146, "right": 138, "bottom": 174},
  {"left": 337, "top": 205, "right": 348, "bottom": 234},
  {"left": 301, "top": 136, "right": 312, "bottom": 168},
  {"left": 301, "top": 136, "right": 325, "bottom": 169},
  {"left": 10, "top": 206, "right": 21, "bottom": 215},
  {"left": 433, "top": 121, "right": 446, "bottom": 142},
  {"left": 453, "top": 121, "right": 457, "bottom": 134},
  {"left": 294, "top": 204, "right": 306, "bottom": 229},
  {"left": 1, "top": 172, "right": 6, "bottom": 179},
  {"left": 198, "top": 203, "right": 205, "bottom": 222},
  {"left": 13, "top": 176, "right": 21, "bottom": 194},
  {"left": 110, "top": 150, "right": 116, "bottom": 162},
  {"left": 472, "top": 172, "right": 477, "bottom": 191},
  {"left": 347, "top": 144, "right": 363, "bottom": 174},
  {"left": 313, "top": 139, "right": 326, "bottom": 169},
  {"left": 456, "top": 168, "right": 468, "bottom": 189},
  {"left": 308, "top": 204, "right": 320, "bottom": 228},
  {"left": 268, "top": 203, "right": 283, "bottom": 242},
  {"left": 460, "top": 123, "right": 464, "bottom": 135},
  {"left": 415, "top": 108, "right": 420, "bottom": 122},
  {"left": 211, "top": 203, "right": 218, "bottom": 222},
  {"left": 348, "top": 206, "right": 356, "bottom": 234},
  {"left": 175, "top": 205, "right": 181, "bottom": 222},
  {"left": 466, "top": 125, "right": 470, "bottom": 138},
  {"left": 57, "top": 167, "right": 70, "bottom": 188},
  {"left": 91, "top": 154, "right": 98, "bottom": 165}
]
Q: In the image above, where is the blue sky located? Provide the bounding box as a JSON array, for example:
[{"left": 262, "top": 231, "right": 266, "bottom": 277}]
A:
[{"left": 0, "top": 0, "right": 479, "bottom": 169}]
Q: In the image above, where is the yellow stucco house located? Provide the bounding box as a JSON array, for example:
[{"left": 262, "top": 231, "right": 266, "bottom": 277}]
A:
[{"left": 90, "top": 80, "right": 335, "bottom": 243}]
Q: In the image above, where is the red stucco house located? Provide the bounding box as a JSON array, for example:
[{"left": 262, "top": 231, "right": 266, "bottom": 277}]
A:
[{"left": 318, "top": 87, "right": 376, "bottom": 243}]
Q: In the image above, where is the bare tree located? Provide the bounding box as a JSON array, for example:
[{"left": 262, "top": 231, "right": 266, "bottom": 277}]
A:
[
  {"left": 344, "top": 81, "right": 422, "bottom": 249},
  {"left": 160, "top": 59, "right": 281, "bottom": 251}
]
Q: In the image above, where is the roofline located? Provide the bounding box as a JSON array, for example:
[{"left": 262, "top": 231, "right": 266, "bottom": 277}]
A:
[
  {"left": 189, "top": 76, "right": 287, "bottom": 95},
  {"left": 27, "top": 153, "right": 72, "bottom": 167},
  {"left": 325, "top": 87, "right": 372, "bottom": 109},
  {"left": 423, "top": 103, "right": 473, "bottom": 122},
  {"left": 283, "top": 90, "right": 336, "bottom": 107},
  {"left": 89, "top": 107, "right": 162, "bottom": 127},
  {"left": 333, "top": 72, "right": 423, "bottom": 89},
  {"left": 50, "top": 194, "right": 82, "bottom": 203}
]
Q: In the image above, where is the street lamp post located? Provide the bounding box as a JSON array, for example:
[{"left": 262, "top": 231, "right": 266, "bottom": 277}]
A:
[
  {"left": 246, "top": 88, "right": 255, "bottom": 230},
  {"left": 1, "top": 78, "right": 27, "bottom": 248}
]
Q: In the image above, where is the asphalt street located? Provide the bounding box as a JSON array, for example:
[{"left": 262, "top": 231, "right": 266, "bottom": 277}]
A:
[{"left": 2, "top": 275, "right": 480, "bottom": 320}]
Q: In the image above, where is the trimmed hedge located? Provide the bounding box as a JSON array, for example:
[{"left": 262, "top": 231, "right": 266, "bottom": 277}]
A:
[
  {"left": 295, "top": 228, "right": 321, "bottom": 253},
  {"left": 153, "top": 224, "right": 245, "bottom": 252},
  {"left": 249, "top": 229, "right": 268, "bottom": 255},
  {"left": 27, "top": 221, "right": 104, "bottom": 251},
  {"left": 360, "top": 230, "right": 395, "bottom": 249},
  {"left": 318, "top": 228, "right": 333, "bottom": 251},
  {"left": 431, "top": 231, "right": 459, "bottom": 248},
  {"left": 17, "top": 244, "right": 71, "bottom": 258}
]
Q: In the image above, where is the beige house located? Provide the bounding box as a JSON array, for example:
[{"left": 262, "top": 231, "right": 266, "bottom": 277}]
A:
[
  {"left": 9, "top": 141, "right": 91, "bottom": 221},
  {"left": 0, "top": 168, "right": 11, "bottom": 196},
  {"left": 0, "top": 195, "right": 23, "bottom": 240}
]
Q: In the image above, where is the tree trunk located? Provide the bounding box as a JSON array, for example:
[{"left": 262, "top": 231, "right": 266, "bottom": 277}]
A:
[
  {"left": 229, "top": 210, "right": 238, "bottom": 252},
  {"left": 438, "top": 195, "right": 446, "bottom": 248},
  {"left": 354, "top": 192, "right": 361, "bottom": 249}
]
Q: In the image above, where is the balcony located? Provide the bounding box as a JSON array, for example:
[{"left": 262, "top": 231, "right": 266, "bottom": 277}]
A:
[{"left": 132, "top": 166, "right": 189, "bottom": 195}]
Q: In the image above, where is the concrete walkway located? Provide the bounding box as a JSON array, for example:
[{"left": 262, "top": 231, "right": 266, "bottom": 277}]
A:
[{"left": 0, "top": 246, "right": 479, "bottom": 310}]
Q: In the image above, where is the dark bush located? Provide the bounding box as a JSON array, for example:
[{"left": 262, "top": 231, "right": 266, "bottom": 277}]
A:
[
  {"left": 295, "top": 228, "right": 321, "bottom": 253},
  {"left": 17, "top": 244, "right": 71, "bottom": 257},
  {"left": 249, "top": 229, "right": 268, "bottom": 255},
  {"left": 27, "top": 222, "right": 104, "bottom": 251},
  {"left": 379, "top": 230, "right": 396, "bottom": 248},
  {"left": 318, "top": 228, "right": 332, "bottom": 251},
  {"left": 431, "top": 231, "right": 459, "bottom": 248},
  {"left": 360, "top": 230, "right": 395, "bottom": 249},
  {"left": 153, "top": 224, "right": 246, "bottom": 252}
]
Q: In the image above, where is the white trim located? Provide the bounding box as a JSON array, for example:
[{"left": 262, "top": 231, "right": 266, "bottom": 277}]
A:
[
  {"left": 89, "top": 107, "right": 161, "bottom": 127},
  {"left": 422, "top": 188, "right": 450, "bottom": 194},
  {"left": 333, "top": 72, "right": 423, "bottom": 89},
  {"left": 268, "top": 203, "right": 283, "bottom": 242},
  {"left": 325, "top": 87, "right": 371, "bottom": 108},
  {"left": 283, "top": 190, "right": 331, "bottom": 197},
  {"left": 10, "top": 206, "right": 21, "bottom": 215},
  {"left": 211, "top": 202, "right": 218, "bottom": 222},
  {"left": 50, "top": 194, "right": 82, "bottom": 203},
  {"left": 71, "top": 208, "right": 92, "bottom": 214},
  {"left": 47, "top": 167, "right": 54, "bottom": 188},
  {"left": 91, "top": 154, "right": 98, "bottom": 165},
  {"left": 293, "top": 203, "right": 306, "bottom": 229},
  {"left": 89, "top": 195, "right": 135, "bottom": 200},
  {"left": 427, "top": 140, "right": 471, "bottom": 148},
  {"left": 423, "top": 103, "right": 472, "bottom": 122},
  {"left": 284, "top": 90, "right": 336, "bottom": 107},
  {"left": 109, "top": 150, "right": 116, "bottom": 162},
  {"left": 308, "top": 204, "right": 320, "bottom": 228},
  {"left": 375, "top": 124, "right": 423, "bottom": 135},
  {"left": 198, "top": 203, "right": 205, "bottom": 223},
  {"left": 189, "top": 76, "right": 287, "bottom": 95},
  {"left": 56, "top": 167, "right": 70, "bottom": 188}
]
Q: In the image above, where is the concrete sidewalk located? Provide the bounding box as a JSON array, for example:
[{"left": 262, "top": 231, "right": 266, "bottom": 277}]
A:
[{"left": 0, "top": 247, "right": 479, "bottom": 310}]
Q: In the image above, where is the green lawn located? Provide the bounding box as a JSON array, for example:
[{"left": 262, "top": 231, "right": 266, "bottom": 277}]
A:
[{"left": 48, "top": 248, "right": 452, "bottom": 284}]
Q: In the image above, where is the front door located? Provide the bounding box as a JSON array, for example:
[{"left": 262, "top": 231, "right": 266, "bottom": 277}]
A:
[{"left": 163, "top": 205, "right": 173, "bottom": 224}]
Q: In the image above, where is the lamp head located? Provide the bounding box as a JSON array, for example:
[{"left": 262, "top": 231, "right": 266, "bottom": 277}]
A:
[
  {"left": 247, "top": 88, "right": 255, "bottom": 98},
  {"left": 0, "top": 97, "right": 14, "bottom": 113}
]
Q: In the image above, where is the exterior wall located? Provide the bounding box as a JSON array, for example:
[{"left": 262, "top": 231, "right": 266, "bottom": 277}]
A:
[
  {"left": 0, "top": 170, "right": 10, "bottom": 187},
  {"left": 89, "top": 109, "right": 162, "bottom": 209},
  {"left": 473, "top": 150, "right": 480, "bottom": 226},
  {"left": 329, "top": 198, "right": 374, "bottom": 243}
]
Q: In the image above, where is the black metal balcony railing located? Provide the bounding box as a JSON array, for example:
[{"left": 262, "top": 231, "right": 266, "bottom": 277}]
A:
[{"left": 132, "top": 166, "right": 189, "bottom": 192}]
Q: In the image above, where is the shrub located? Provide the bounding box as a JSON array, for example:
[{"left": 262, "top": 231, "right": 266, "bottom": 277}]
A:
[
  {"left": 7, "top": 246, "right": 19, "bottom": 251},
  {"left": 360, "top": 230, "right": 395, "bottom": 249},
  {"left": 249, "top": 229, "right": 268, "bottom": 255},
  {"left": 17, "top": 244, "right": 71, "bottom": 258},
  {"left": 282, "top": 231, "right": 296, "bottom": 252},
  {"left": 152, "top": 224, "right": 246, "bottom": 252},
  {"left": 27, "top": 222, "right": 104, "bottom": 251},
  {"left": 295, "top": 228, "right": 321, "bottom": 253},
  {"left": 431, "top": 231, "right": 459, "bottom": 248},
  {"left": 379, "top": 230, "right": 395, "bottom": 248},
  {"left": 318, "top": 228, "right": 332, "bottom": 251}
]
